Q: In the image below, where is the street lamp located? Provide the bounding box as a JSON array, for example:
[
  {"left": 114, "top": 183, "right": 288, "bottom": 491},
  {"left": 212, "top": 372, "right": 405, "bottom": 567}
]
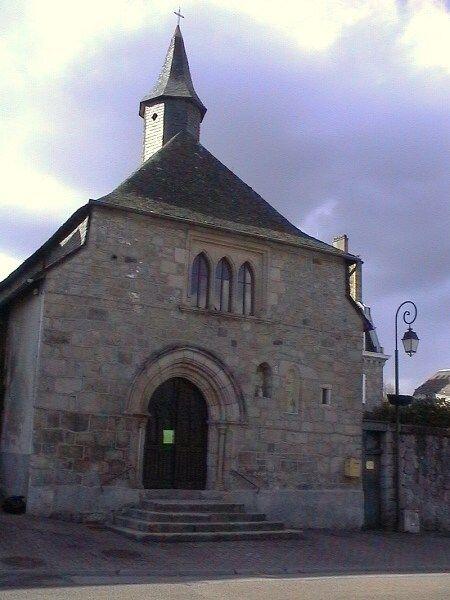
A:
[
  {"left": 390, "top": 300, "right": 419, "bottom": 531},
  {"left": 394, "top": 301, "right": 419, "bottom": 395},
  {"left": 402, "top": 327, "right": 419, "bottom": 357}
]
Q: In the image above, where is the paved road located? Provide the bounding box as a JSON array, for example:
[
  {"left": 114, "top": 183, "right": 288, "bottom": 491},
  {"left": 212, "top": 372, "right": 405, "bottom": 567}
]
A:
[
  {"left": 2, "top": 513, "right": 450, "bottom": 581},
  {"left": 0, "top": 573, "right": 449, "bottom": 600}
]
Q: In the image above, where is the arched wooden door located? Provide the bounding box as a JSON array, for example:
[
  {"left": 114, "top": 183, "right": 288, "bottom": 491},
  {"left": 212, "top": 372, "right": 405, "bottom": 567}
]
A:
[{"left": 143, "top": 378, "right": 208, "bottom": 489}]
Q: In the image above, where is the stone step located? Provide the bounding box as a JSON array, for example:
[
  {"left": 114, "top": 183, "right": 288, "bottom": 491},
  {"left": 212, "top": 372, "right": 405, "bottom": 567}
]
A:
[
  {"left": 140, "top": 489, "right": 227, "bottom": 501},
  {"left": 115, "top": 516, "right": 285, "bottom": 533},
  {"left": 141, "top": 500, "right": 245, "bottom": 513},
  {"left": 108, "top": 526, "right": 302, "bottom": 543},
  {"left": 125, "top": 508, "right": 266, "bottom": 522}
]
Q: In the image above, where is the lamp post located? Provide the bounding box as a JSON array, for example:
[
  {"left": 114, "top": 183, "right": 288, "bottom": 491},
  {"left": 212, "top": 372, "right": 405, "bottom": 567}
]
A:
[{"left": 392, "top": 301, "right": 419, "bottom": 531}]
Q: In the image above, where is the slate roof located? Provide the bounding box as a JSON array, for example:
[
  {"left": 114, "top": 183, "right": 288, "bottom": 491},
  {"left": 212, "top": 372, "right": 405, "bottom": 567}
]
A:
[
  {"left": 139, "top": 25, "right": 206, "bottom": 118},
  {"left": 95, "top": 131, "right": 354, "bottom": 258},
  {"left": 414, "top": 370, "right": 450, "bottom": 399}
]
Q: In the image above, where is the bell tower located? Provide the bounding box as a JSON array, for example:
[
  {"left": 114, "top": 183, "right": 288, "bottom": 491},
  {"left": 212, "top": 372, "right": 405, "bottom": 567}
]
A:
[{"left": 139, "top": 26, "right": 207, "bottom": 162}]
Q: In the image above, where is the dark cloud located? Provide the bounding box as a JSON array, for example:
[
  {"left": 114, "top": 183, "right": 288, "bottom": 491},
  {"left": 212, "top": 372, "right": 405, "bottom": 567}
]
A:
[{"left": 6, "top": 10, "right": 450, "bottom": 392}]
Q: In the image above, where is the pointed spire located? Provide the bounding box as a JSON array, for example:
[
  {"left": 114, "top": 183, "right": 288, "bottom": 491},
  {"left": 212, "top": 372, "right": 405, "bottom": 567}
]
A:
[{"left": 139, "top": 26, "right": 206, "bottom": 118}]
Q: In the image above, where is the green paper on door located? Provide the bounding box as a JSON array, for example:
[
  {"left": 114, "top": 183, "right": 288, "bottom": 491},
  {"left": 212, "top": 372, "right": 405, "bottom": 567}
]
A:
[{"left": 163, "top": 429, "right": 175, "bottom": 444}]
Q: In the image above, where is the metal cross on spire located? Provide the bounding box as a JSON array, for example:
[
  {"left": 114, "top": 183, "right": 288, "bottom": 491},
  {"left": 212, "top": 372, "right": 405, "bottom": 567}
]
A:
[{"left": 174, "top": 7, "right": 184, "bottom": 26}]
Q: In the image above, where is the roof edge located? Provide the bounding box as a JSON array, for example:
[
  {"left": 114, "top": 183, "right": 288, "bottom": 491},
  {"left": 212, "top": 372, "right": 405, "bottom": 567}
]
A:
[
  {"left": 348, "top": 296, "right": 374, "bottom": 332},
  {"left": 0, "top": 204, "right": 90, "bottom": 297}
]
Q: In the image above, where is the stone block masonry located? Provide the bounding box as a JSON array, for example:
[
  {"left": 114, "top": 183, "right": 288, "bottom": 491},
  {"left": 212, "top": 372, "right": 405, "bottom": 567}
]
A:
[
  {"left": 31, "top": 408, "right": 138, "bottom": 488},
  {"left": 365, "top": 421, "right": 449, "bottom": 532},
  {"left": 4, "top": 206, "right": 366, "bottom": 527},
  {"left": 398, "top": 426, "right": 449, "bottom": 532}
]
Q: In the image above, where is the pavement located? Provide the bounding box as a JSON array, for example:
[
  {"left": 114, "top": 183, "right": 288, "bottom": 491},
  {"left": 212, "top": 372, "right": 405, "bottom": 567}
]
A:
[
  {"left": 0, "top": 574, "right": 450, "bottom": 600},
  {"left": 0, "top": 512, "right": 449, "bottom": 592}
]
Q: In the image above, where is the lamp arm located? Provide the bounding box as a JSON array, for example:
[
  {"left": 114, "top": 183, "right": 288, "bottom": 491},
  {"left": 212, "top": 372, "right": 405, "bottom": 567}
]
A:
[
  {"left": 395, "top": 300, "right": 418, "bottom": 328},
  {"left": 394, "top": 300, "right": 418, "bottom": 395}
]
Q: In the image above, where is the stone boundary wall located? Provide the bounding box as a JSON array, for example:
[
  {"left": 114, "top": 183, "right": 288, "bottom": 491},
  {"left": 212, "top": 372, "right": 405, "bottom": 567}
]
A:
[{"left": 364, "top": 421, "right": 449, "bottom": 532}]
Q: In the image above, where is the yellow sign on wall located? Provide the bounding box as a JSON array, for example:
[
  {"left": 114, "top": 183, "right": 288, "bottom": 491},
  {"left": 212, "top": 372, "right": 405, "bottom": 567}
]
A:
[{"left": 344, "top": 457, "right": 362, "bottom": 478}]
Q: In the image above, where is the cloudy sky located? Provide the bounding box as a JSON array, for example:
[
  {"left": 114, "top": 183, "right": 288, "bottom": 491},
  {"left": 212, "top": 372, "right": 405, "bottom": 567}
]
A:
[{"left": 1, "top": 0, "right": 449, "bottom": 393}]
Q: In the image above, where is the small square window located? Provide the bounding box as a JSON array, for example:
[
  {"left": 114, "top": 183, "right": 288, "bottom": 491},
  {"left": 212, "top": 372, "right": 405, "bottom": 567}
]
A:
[{"left": 321, "top": 387, "right": 331, "bottom": 406}]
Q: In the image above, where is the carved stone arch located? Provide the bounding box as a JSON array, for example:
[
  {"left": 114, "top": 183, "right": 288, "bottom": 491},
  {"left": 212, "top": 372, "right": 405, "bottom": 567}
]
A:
[
  {"left": 241, "top": 258, "right": 256, "bottom": 277},
  {"left": 218, "top": 254, "right": 237, "bottom": 273},
  {"left": 217, "top": 254, "right": 234, "bottom": 268},
  {"left": 216, "top": 256, "right": 234, "bottom": 286},
  {"left": 193, "top": 249, "right": 213, "bottom": 273},
  {"left": 127, "top": 345, "right": 247, "bottom": 490},
  {"left": 126, "top": 345, "right": 247, "bottom": 425}
]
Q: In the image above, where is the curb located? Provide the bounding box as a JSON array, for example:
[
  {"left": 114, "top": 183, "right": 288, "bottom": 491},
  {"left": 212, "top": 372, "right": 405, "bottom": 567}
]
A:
[{"left": 1, "top": 565, "right": 450, "bottom": 589}]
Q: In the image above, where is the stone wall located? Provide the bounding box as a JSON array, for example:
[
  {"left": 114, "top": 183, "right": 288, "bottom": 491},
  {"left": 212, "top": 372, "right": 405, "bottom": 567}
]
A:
[
  {"left": 0, "top": 289, "right": 44, "bottom": 497},
  {"left": 31, "top": 409, "right": 138, "bottom": 489},
  {"left": 363, "top": 353, "right": 387, "bottom": 411},
  {"left": 400, "top": 427, "right": 449, "bottom": 531},
  {"left": 9, "top": 206, "right": 366, "bottom": 527},
  {"left": 364, "top": 422, "right": 449, "bottom": 532}
]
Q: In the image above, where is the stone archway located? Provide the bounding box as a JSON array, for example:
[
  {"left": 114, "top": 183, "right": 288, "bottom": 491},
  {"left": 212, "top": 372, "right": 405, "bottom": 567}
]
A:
[{"left": 126, "top": 346, "right": 247, "bottom": 489}]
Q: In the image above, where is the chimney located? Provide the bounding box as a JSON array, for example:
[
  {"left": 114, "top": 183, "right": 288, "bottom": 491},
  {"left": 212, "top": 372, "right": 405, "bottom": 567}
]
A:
[{"left": 332, "top": 234, "right": 349, "bottom": 253}]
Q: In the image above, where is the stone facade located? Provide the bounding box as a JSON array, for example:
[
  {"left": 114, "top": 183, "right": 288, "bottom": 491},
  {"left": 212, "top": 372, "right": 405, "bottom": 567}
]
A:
[
  {"left": 0, "top": 291, "right": 43, "bottom": 498},
  {"left": 1, "top": 206, "right": 366, "bottom": 527}
]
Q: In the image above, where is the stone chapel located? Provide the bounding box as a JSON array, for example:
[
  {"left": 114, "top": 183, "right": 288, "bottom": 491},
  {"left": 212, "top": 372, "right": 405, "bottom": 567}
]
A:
[{"left": 0, "top": 25, "right": 388, "bottom": 535}]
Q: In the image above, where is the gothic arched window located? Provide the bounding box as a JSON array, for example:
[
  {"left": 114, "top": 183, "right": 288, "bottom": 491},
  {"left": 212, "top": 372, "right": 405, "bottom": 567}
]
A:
[
  {"left": 237, "top": 262, "right": 254, "bottom": 316},
  {"left": 215, "top": 258, "right": 232, "bottom": 312},
  {"left": 190, "top": 253, "right": 210, "bottom": 309}
]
